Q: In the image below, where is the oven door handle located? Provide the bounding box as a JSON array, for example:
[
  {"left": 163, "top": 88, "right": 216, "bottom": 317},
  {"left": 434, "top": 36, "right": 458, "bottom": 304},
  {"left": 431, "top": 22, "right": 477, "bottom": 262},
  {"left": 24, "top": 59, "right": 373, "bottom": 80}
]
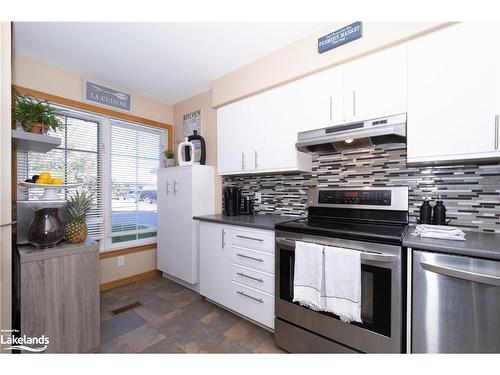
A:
[{"left": 276, "top": 238, "right": 397, "bottom": 263}]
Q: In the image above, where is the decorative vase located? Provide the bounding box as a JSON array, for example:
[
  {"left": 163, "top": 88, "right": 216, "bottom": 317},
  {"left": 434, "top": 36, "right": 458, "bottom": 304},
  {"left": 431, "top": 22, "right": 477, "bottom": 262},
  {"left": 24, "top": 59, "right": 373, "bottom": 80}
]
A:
[
  {"left": 28, "top": 123, "right": 49, "bottom": 134},
  {"left": 27, "top": 207, "right": 65, "bottom": 248},
  {"left": 177, "top": 138, "right": 195, "bottom": 166},
  {"left": 164, "top": 158, "right": 175, "bottom": 168},
  {"left": 185, "top": 130, "right": 206, "bottom": 165}
]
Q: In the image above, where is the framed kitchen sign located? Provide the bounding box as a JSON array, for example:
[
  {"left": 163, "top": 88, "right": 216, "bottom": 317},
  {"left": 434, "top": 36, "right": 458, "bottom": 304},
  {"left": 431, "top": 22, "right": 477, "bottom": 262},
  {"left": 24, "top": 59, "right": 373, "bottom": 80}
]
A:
[
  {"left": 318, "top": 22, "right": 363, "bottom": 54},
  {"left": 83, "top": 80, "right": 131, "bottom": 111},
  {"left": 183, "top": 110, "right": 201, "bottom": 137}
]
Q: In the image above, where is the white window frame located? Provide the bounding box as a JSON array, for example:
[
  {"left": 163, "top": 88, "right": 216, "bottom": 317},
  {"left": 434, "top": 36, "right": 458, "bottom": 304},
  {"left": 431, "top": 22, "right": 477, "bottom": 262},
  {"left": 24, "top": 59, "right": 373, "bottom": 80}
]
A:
[
  {"left": 21, "top": 102, "right": 167, "bottom": 253},
  {"left": 101, "top": 117, "right": 166, "bottom": 252}
]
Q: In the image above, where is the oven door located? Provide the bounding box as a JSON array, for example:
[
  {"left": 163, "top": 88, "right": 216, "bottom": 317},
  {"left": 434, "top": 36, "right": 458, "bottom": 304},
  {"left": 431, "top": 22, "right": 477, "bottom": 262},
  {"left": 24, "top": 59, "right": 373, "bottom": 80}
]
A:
[{"left": 275, "top": 230, "right": 404, "bottom": 353}]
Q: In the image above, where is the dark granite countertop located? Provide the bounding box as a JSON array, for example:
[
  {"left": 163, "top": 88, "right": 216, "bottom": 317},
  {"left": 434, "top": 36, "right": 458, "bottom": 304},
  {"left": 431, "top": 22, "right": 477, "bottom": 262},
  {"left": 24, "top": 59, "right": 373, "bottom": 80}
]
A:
[
  {"left": 193, "top": 213, "right": 299, "bottom": 231},
  {"left": 403, "top": 226, "right": 500, "bottom": 260}
]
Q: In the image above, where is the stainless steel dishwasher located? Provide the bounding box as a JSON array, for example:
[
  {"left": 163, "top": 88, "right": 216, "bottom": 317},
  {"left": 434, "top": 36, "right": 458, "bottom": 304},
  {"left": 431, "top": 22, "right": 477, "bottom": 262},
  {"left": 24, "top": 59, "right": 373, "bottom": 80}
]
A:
[{"left": 412, "top": 250, "right": 500, "bottom": 353}]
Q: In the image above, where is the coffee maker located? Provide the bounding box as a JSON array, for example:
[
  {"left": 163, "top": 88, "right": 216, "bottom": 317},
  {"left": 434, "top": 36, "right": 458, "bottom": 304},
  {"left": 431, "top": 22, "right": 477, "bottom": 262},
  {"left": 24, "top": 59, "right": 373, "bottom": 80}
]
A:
[{"left": 223, "top": 187, "right": 241, "bottom": 216}]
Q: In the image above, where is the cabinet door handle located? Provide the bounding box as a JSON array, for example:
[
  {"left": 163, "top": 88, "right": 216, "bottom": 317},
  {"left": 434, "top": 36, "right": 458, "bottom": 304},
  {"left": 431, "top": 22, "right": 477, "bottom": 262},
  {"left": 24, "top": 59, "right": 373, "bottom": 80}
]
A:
[
  {"left": 236, "top": 234, "right": 263, "bottom": 242},
  {"left": 236, "top": 290, "right": 264, "bottom": 303},
  {"left": 352, "top": 90, "right": 356, "bottom": 117},
  {"left": 173, "top": 180, "right": 178, "bottom": 195},
  {"left": 221, "top": 228, "right": 226, "bottom": 249},
  {"left": 236, "top": 272, "right": 264, "bottom": 283},
  {"left": 166, "top": 181, "right": 170, "bottom": 195},
  {"left": 254, "top": 150, "right": 258, "bottom": 170},
  {"left": 236, "top": 253, "right": 264, "bottom": 262},
  {"left": 241, "top": 152, "right": 245, "bottom": 170},
  {"left": 329, "top": 96, "right": 333, "bottom": 121},
  {"left": 495, "top": 114, "right": 499, "bottom": 150}
]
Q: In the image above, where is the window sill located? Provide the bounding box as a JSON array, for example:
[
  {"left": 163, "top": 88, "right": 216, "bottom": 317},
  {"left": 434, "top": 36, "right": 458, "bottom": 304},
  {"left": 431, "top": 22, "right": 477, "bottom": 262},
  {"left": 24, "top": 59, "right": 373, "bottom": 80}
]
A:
[{"left": 99, "top": 242, "right": 157, "bottom": 259}]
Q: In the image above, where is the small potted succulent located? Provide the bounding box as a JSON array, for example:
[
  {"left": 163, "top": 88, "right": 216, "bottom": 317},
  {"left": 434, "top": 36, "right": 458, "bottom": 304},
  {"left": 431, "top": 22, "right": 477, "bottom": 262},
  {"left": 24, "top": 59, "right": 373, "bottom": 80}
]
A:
[
  {"left": 12, "top": 89, "right": 63, "bottom": 134},
  {"left": 163, "top": 149, "right": 175, "bottom": 167}
]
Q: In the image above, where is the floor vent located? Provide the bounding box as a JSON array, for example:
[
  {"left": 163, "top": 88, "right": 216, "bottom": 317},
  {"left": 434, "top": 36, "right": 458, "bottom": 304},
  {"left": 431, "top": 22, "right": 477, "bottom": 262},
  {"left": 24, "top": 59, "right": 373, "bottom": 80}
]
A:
[{"left": 110, "top": 301, "right": 142, "bottom": 316}]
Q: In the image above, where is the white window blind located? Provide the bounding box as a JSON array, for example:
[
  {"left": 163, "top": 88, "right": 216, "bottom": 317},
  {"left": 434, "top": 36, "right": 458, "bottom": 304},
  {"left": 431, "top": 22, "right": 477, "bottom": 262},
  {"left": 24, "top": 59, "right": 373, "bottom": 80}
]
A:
[
  {"left": 109, "top": 118, "right": 165, "bottom": 246},
  {"left": 17, "top": 106, "right": 104, "bottom": 239}
]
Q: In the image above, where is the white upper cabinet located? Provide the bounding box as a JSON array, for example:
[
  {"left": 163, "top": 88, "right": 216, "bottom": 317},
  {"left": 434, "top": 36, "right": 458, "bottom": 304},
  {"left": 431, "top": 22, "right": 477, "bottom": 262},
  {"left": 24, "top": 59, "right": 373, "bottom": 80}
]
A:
[
  {"left": 217, "top": 43, "right": 408, "bottom": 176},
  {"left": 293, "top": 66, "right": 344, "bottom": 132},
  {"left": 407, "top": 23, "right": 500, "bottom": 163},
  {"left": 217, "top": 98, "right": 255, "bottom": 174},
  {"left": 343, "top": 44, "right": 407, "bottom": 122},
  {"left": 217, "top": 82, "right": 311, "bottom": 175}
]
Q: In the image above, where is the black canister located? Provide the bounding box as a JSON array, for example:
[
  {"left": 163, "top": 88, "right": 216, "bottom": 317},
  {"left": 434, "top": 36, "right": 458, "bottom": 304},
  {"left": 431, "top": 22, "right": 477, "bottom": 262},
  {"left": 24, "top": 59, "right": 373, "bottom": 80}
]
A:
[
  {"left": 185, "top": 130, "right": 206, "bottom": 165},
  {"left": 223, "top": 187, "right": 241, "bottom": 216},
  {"left": 418, "top": 198, "right": 432, "bottom": 224},
  {"left": 432, "top": 198, "right": 447, "bottom": 225}
]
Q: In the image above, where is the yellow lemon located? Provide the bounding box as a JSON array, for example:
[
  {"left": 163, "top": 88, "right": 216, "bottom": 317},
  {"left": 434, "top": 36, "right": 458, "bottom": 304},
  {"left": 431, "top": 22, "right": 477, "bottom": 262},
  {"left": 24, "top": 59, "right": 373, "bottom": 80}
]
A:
[
  {"left": 36, "top": 179, "right": 50, "bottom": 184},
  {"left": 39, "top": 172, "right": 52, "bottom": 180},
  {"left": 51, "top": 178, "right": 63, "bottom": 185}
]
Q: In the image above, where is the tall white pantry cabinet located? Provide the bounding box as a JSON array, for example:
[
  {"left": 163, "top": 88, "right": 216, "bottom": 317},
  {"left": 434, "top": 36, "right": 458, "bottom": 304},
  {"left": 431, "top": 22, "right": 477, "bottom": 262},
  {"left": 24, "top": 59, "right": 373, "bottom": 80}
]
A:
[{"left": 157, "top": 165, "right": 215, "bottom": 285}]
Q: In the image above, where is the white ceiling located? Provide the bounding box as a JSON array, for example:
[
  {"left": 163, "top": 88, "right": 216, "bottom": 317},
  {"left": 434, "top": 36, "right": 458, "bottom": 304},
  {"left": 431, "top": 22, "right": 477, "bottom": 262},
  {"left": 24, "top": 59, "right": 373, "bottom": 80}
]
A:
[{"left": 13, "top": 22, "right": 328, "bottom": 105}]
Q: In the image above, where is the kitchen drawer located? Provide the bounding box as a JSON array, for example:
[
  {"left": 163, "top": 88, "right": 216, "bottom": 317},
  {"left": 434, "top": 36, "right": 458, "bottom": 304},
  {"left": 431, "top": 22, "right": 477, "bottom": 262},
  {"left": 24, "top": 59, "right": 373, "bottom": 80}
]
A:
[
  {"left": 231, "top": 282, "right": 274, "bottom": 329},
  {"left": 230, "top": 227, "right": 275, "bottom": 253},
  {"left": 231, "top": 245, "right": 274, "bottom": 274},
  {"left": 231, "top": 264, "right": 274, "bottom": 295}
]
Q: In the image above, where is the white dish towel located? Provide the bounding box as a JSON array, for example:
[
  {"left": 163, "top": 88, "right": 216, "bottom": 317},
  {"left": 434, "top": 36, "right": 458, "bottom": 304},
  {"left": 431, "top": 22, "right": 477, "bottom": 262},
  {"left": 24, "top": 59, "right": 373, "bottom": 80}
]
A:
[
  {"left": 293, "top": 241, "right": 325, "bottom": 311},
  {"left": 323, "top": 246, "right": 362, "bottom": 323},
  {"left": 411, "top": 224, "right": 466, "bottom": 241}
]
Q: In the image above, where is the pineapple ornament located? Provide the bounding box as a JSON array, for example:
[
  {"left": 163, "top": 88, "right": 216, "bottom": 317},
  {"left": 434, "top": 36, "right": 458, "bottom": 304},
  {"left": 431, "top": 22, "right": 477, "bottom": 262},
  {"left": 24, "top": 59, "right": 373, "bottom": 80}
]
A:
[{"left": 65, "top": 191, "right": 94, "bottom": 244}]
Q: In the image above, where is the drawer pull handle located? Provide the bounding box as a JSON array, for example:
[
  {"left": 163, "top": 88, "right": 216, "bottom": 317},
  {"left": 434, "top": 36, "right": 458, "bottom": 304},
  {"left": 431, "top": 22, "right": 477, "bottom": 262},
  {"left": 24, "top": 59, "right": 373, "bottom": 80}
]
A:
[
  {"left": 236, "top": 272, "right": 264, "bottom": 283},
  {"left": 236, "top": 235, "right": 263, "bottom": 242},
  {"left": 237, "top": 290, "right": 264, "bottom": 303},
  {"left": 236, "top": 253, "right": 264, "bottom": 262}
]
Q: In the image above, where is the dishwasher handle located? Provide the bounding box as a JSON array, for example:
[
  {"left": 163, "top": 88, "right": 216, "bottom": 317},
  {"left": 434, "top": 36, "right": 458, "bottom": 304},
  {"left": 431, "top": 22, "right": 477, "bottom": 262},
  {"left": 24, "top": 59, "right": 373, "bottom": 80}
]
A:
[{"left": 420, "top": 261, "right": 500, "bottom": 287}]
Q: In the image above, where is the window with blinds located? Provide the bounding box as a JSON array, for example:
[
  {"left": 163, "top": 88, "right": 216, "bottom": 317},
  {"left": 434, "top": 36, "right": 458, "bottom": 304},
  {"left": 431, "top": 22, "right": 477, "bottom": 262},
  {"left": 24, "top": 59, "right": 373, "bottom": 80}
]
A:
[
  {"left": 109, "top": 119, "right": 165, "bottom": 245},
  {"left": 16, "top": 101, "right": 167, "bottom": 251},
  {"left": 17, "top": 107, "right": 104, "bottom": 240}
]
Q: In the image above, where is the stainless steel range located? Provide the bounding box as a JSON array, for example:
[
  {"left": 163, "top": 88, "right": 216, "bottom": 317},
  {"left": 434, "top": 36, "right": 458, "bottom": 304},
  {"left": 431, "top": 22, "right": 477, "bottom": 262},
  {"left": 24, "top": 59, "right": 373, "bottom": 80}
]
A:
[{"left": 274, "top": 186, "right": 409, "bottom": 353}]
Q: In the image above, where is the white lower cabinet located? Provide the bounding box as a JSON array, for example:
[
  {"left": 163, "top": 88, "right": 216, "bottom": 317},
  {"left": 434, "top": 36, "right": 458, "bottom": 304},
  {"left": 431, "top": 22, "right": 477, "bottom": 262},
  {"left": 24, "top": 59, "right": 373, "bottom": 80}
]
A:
[
  {"left": 231, "top": 264, "right": 274, "bottom": 295},
  {"left": 199, "top": 222, "right": 275, "bottom": 329},
  {"left": 231, "top": 282, "right": 275, "bottom": 329},
  {"left": 199, "top": 222, "right": 232, "bottom": 307}
]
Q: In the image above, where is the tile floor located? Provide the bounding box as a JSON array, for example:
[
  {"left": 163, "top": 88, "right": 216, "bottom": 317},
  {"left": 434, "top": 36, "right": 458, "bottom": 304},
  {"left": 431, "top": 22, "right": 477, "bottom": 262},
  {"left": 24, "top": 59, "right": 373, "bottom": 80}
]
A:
[{"left": 100, "top": 275, "right": 286, "bottom": 354}]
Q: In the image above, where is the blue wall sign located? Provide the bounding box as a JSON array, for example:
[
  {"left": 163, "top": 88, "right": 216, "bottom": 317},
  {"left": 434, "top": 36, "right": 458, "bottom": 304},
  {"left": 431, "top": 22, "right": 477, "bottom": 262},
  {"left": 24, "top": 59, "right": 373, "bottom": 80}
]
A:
[
  {"left": 84, "top": 81, "right": 131, "bottom": 111},
  {"left": 318, "top": 22, "right": 363, "bottom": 54}
]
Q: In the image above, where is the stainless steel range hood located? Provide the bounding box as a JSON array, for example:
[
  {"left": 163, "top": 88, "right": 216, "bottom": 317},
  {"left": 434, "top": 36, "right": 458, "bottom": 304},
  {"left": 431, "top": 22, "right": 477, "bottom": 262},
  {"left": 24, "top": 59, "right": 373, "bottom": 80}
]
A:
[{"left": 296, "top": 113, "right": 407, "bottom": 153}]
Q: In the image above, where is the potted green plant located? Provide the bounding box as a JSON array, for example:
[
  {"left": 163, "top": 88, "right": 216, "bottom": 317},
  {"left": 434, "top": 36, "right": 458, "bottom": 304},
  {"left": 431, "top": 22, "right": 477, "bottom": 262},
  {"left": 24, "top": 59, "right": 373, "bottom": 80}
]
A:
[
  {"left": 163, "top": 149, "right": 175, "bottom": 167},
  {"left": 12, "top": 89, "right": 63, "bottom": 134}
]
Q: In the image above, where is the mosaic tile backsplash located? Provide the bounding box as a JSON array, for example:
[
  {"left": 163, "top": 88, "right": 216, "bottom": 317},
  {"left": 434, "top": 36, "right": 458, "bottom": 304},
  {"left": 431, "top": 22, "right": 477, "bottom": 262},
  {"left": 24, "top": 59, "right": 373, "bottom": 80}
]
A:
[{"left": 223, "top": 143, "right": 500, "bottom": 233}]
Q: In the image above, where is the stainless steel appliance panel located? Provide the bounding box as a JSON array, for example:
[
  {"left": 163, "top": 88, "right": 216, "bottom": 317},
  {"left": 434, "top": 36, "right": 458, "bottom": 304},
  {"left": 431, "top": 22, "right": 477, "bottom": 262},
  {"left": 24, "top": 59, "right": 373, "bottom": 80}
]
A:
[
  {"left": 274, "top": 319, "right": 360, "bottom": 353},
  {"left": 412, "top": 250, "right": 500, "bottom": 353},
  {"left": 276, "top": 230, "right": 404, "bottom": 353}
]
